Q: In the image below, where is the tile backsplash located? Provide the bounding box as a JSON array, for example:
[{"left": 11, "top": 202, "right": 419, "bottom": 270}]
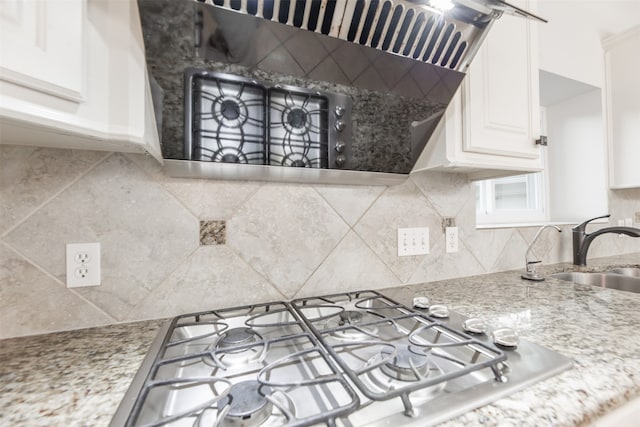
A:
[{"left": 1, "top": 145, "right": 639, "bottom": 338}]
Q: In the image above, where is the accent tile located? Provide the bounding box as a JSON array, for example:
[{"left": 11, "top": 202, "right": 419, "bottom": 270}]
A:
[
  {"left": 313, "top": 183, "right": 385, "bottom": 226},
  {"left": 296, "top": 231, "right": 401, "bottom": 298},
  {"left": 0, "top": 146, "right": 107, "bottom": 235},
  {"left": 200, "top": 220, "right": 226, "bottom": 245},
  {"left": 227, "top": 184, "right": 349, "bottom": 297},
  {"left": 354, "top": 179, "right": 443, "bottom": 282},
  {"left": 4, "top": 154, "right": 199, "bottom": 321},
  {"left": 131, "top": 246, "right": 283, "bottom": 320},
  {"left": 0, "top": 244, "right": 113, "bottom": 339}
]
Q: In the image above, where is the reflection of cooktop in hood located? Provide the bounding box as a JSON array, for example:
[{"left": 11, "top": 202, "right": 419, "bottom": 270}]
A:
[{"left": 137, "top": 0, "right": 543, "bottom": 185}]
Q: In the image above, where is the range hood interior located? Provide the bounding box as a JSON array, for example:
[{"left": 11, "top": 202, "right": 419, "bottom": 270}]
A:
[{"left": 138, "top": 0, "right": 543, "bottom": 185}]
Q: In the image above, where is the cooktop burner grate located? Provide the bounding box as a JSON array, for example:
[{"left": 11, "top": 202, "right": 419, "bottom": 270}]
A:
[{"left": 185, "top": 68, "right": 351, "bottom": 170}]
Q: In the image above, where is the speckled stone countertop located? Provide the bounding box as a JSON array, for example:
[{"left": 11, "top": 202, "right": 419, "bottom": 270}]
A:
[{"left": 1, "top": 254, "right": 639, "bottom": 426}]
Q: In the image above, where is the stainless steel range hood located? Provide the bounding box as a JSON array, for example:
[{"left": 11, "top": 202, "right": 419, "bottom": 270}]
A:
[{"left": 145, "top": 0, "right": 544, "bottom": 185}]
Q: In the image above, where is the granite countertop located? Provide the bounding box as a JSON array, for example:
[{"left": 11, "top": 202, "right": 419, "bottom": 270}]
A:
[{"left": 1, "top": 254, "right": 639, "bottom": 426}]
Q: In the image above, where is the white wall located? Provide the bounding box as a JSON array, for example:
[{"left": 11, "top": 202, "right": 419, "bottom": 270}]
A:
[
  {"left": 537, "top": 0, "right": 640, "bottom": 88},
  {"left": 546, "top": 89, "right": 608, "bottom": 221}
]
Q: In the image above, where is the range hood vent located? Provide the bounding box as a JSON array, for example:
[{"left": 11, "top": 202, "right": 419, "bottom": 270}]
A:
[{"left": 195, "top": 0, "right": 545, "bottom": 72}]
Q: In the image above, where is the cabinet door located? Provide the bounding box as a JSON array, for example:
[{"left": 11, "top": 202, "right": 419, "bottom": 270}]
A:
[
  {"left": 0, "top": 0, "right": 85, "bottom": 101},
  {"left": 462, "top": 0, "right": 540, "bottom": 160}
]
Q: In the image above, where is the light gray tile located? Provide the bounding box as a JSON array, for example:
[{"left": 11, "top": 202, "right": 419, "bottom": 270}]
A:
[
  {"left": 227, "top": 184, "right": 349, "bottom": 297},
  {"left": 258, "top": 47, "right": 304, "bottom": 76},
  {"left": 284, "top": 31, "right": 328, "bottom": 74},
  {"left": 296, "top": 231, "right": 400, "bottom": 298},
  {"left": 0, "top": 244, "right": 113, "bottom": 338},
  {"left": 126, "top": 153, "right": 263, "bottom": 220},
  {"left": 307, "top": 56, "right": 351, "bottom": 86},
  {"left": 412, "top": 171, "right": 471, "bottom": 218},
  {"left": 491, "top": 230, "right": 529, "bottom": 272},
  {"left": 318, "top": 33, "right": 343, "bottom": 53},
  {"left": 4, "top": 154, "right": 199, "bottom": 320},
  {"left": 425, "top": 82, "right": 454, "bottom": 104},
  {"left": 352, "top": 67, "right": 388, "bottom": 92},
  {"left": 391, "top": 75, "right": 424, "bottom": 99},
  {"left": 409, "top": 64, "right": 440, "bottom": 97},
  {"left": 254, "top": 27, "right": 282, "bottom": 63},
  {"left": 354, "top": 179, "right": 443, "bottom": 282},
  {"left": 0, "top": 146, "right": 106, "bottom": 235},
  {"left": 517, "top": 226, "right": 565, "bottom": 265},
  {"left": 131, "top": 246, "right": 283, "bottom": 320},
  {"left": 373, "top": 53, "right": 414, "bottom": 89},
  {"left": 462, "top": 228, "right": 514, "bottom": 272},
  {"left": 409, "top": 239, "right": 484, "bottom": 284},
  {"left": 314, "top": 183, "right": 385, "bottom": 226},
  {"left": 331, "top": 43, "right": 371, "bottom": 82}
]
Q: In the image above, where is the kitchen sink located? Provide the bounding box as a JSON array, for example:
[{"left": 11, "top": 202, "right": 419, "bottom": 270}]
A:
[{"left": 551, "top": 268, "right": 640, "bottom": 294}]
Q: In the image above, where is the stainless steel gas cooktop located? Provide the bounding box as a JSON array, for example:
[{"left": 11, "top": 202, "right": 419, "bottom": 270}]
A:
[{"left": 111, "top": 291, "right": 571, "bottom": 427}]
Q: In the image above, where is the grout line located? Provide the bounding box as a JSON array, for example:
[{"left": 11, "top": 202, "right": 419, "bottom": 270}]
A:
[
  {"left": 0, "top": 241, "right": 117, "bottom": 323},
  {"left": 1, "top": 151, "right": 112, "bottom": 238}
]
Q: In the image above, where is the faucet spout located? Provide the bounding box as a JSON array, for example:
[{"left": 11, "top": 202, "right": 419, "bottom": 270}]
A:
[
  {"left": 521, "top": 225, "right": 562, "bottom": 281},
  {"left": 573, "top": 214, "right": 640, "bottom": 266}
]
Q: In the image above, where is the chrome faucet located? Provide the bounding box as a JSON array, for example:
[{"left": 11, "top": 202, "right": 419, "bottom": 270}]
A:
[
  {"left": 522, "top": 225, "right": 562, "bottom": 281},
  {"left": 573, "top": 214, "right": 640, "bottom": 266}
]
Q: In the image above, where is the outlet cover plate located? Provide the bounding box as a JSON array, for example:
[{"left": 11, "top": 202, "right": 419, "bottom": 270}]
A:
[{"left": 66, "top": 242, "right": 101, "bottom": 288}]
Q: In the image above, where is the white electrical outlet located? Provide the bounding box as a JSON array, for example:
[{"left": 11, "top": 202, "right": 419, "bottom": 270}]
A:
[
  {"left": 66, "top": 242, "right": 101, "bottom": 287},
  {"left": 397, "top": 227, "right": 429, "bottom": 256},
  {"left": 445, "top": 227, "right": 459, "bottom": 253}
]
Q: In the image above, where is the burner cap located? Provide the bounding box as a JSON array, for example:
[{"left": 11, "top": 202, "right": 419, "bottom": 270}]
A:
[
  {"left": 221, "top": 153, "right": 240, "bottom": 163},
  {"left": 217, "top": 327, "right": 261, "bottom": 350},
  {"left": 219, "top": 381, "right": 273, "bottom": 427},
  {"left": 290, "top": 159, "right": 306, "bottom": 167},
  {"left": 286, "top": 108, "right": 307, "bottom": 129},
  {"left": 380, "top": 347, "right": 430, "bottom": 381},
  {"left": 338, "top": 310, "right": 364, "bottom": 325},
  {"left": 220, "top": 99, "right": 241, "bottom": 120}
]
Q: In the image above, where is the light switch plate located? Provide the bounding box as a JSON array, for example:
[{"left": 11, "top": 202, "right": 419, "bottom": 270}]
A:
[{"left": 397, "top": 227, "right": 429, "bottom": 256}]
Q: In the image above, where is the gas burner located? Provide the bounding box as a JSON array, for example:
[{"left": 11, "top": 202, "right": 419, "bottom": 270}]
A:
[
  {"left": 206, "top": 328, "right": 267, "bottom": 368},
  {"left": 209, "top": 147, "right": 249, "bottom": 164},
  {"left": 212, "top": 96, "right": 250, "bottom": 128},
  {"left": 283, "top": 107, "right": 311, "bottom": 134},
  {"left": 218, "top": 327, "right": 262, "bottom": 350},
  {"left": 325, "top": 310, "right": 379, "bottom": 341},
  {"left": 380, "top": 346, "right": 430, "bottom": 381},
  {"left": 281, "top": 153, "right": 311, "bottom": 168},
  {"left": 218, "top": 381, "right": 273, "bottom": 427}
]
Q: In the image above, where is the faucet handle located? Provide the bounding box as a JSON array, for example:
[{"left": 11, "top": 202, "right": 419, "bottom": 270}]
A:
[{"left": 573, "top": 214, "right": 610, "bottom": 232}]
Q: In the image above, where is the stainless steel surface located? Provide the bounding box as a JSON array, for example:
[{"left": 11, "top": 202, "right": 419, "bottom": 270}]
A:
[
  {"left": 607, "top": 267, "right": 640, "bottom": 278},
  {"left": 162, "top": 159, "right": 410, "bottom": 185},
  {"left": 197, "top": 0, "right": 493, "bottom": 72},
  {"left": 112, "top": 291, "right": 572, "bottom": 427},
  {"left": 572, "top": 214, "right": 640, "bottom": 266},
  {"left": 184, "top": 68, "right": 352, "bottom": 170},
  {"left": 521, "top": 225, "right": 562, "bottom": 281},
  {"left": 551, "top": 271, "right": 640, "bottom": 294}
]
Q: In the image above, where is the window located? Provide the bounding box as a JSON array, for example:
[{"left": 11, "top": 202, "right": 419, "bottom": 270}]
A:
[{"left": 475, "top": 171, "right": 546, "bottom": 226}]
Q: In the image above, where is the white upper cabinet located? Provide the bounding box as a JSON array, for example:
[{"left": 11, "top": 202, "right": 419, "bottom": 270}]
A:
[
  {"left": 0, "top": 0, "right": 162, "bottom": 161},
  {"left": 413, "top": 0, "right": 543, "bottom": 180},
  {"left": 603, "top": 25, "right": 640, "bottom": 189}
]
